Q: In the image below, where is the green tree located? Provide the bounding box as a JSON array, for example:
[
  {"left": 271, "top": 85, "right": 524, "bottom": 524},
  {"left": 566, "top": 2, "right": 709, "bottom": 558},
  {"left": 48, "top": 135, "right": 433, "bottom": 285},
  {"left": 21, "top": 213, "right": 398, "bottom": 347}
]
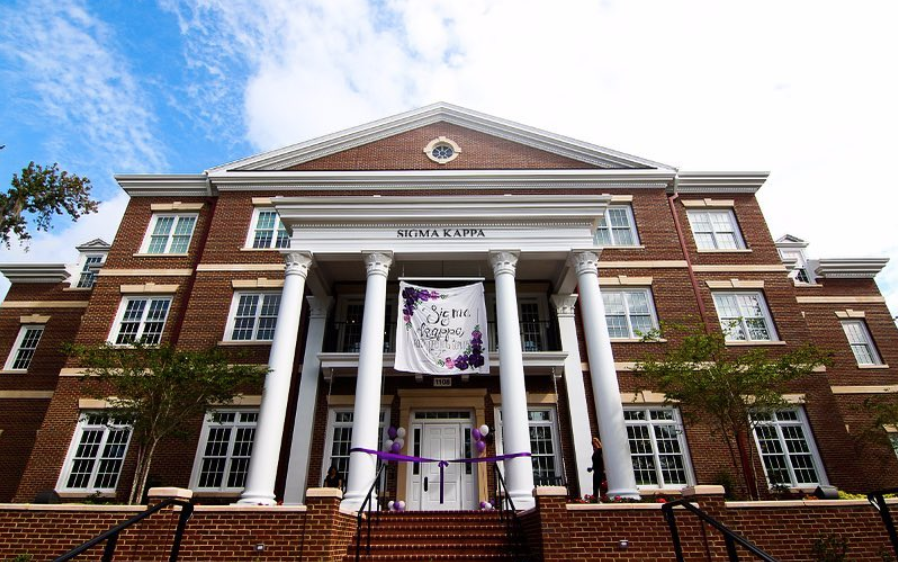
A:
[
  {"left": 633, "top": 326, "right": 831, "bottom": 499},
  {"left": 2, "top": 160, "right": 98, "bottom": 248},
  {"left": 67, "top": 342, "right": 265, "bottom": 504}
]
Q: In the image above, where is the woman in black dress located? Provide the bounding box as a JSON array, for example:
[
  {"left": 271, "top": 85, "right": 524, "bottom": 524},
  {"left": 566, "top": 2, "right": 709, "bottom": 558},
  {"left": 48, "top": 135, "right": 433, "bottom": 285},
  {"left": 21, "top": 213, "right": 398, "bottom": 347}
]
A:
[
  {"left": 323, "top": 466, "right": 344, "bottom": 490},
  {"left": 589, "top": 437, "right": 606, "bottom": 502}
]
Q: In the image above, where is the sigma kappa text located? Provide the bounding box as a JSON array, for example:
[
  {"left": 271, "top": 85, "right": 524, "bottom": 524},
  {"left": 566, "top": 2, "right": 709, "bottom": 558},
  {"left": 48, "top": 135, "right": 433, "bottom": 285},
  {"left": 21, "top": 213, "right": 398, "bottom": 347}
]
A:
[{"left": 397, "top": 228, "right": 486, "bottom": 238}]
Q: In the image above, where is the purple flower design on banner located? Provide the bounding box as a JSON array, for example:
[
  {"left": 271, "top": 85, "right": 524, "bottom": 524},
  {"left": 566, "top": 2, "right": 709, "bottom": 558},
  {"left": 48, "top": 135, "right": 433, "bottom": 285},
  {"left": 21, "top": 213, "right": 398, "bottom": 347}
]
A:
[
  {"left": 440, "top": 324, "right": 485, "bottom": 373},
  {"left": 402, "top": 286, "right": 445, "bottom": 327}
]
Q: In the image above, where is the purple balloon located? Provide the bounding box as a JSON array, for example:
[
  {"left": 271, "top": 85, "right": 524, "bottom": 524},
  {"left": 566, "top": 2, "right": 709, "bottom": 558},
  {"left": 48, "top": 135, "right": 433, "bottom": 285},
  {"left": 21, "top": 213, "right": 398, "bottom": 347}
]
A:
[
  {"left": 387, "top": 426, "right": 398, "bottom": 440},
  {"left": 475, "top": 440, "right": 486, "bottom": 453},
  {"left": 472, "top": 428, "right": 482, "bottom": 441},
  {"left": 390, "top": 441, "right": 402, "bottom": 454}
]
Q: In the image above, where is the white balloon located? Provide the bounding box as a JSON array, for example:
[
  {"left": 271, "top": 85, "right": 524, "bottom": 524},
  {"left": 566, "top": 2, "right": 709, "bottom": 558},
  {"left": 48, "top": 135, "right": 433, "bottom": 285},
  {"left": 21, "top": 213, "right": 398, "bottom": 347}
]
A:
[
  {"left": 394, "top": 438, "right": 404, "bottom": 449},
  {"left": 397, "top": 500, "right": 406, "bottom": 509},
  {"left": 385, "top": 439, "right": 394, "bottom": 450},
  {"left": 388, "top": 501, "right": 395, "bottom": 509},
  {"left": 396, "top": 427, "right": 407, "bottom": 439},
  {"left": 484, "top": 502, "right": 492, "bottom": 510},
  {"left": 480, "top": 425, "right": 490, "bottom": 437}
]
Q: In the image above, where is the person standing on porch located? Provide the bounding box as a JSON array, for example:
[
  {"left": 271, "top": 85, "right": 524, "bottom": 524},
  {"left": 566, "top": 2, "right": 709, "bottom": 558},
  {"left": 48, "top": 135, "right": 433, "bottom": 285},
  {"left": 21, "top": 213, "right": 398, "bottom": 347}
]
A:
[{"left": 589, "top": 437, "right": 606, "bottom": 502}]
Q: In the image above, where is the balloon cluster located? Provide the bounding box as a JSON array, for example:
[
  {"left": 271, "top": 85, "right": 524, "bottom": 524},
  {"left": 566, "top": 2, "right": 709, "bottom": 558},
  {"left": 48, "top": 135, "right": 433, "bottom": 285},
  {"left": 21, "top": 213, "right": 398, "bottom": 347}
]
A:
[
  {"left": 385, "top": 426, "right": 407, "bottom": 454},
  {"left": 387, "top": 500, "right": 406, "bottom": 512},
  {"left": 479, "top": 500, "right": 494, "bottom": 511},
  {"left": 472, "top": 424, "right": 490, "bottom": 454}
]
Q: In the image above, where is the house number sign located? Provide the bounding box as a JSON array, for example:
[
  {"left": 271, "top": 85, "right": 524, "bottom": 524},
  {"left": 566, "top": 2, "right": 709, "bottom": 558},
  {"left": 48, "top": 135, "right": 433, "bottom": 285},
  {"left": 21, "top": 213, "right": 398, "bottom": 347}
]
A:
[{"left": 433, "top": 377, "right": 452, "bottom": 387}]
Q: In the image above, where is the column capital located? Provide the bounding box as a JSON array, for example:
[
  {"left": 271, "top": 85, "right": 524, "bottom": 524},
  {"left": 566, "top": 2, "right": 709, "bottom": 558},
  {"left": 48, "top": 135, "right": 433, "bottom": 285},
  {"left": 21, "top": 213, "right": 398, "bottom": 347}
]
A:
[
  {"left": 551, "top": 294, "right": 579, "bottom": 317},
  {"left": 283, "top": 251, "right": 313, "bottom": 278},
  {"left": 568, "top": 250, "right": 600, "bottom": 276},
  {"left": 489, "top": 250, "right": 520, "bottom": 277},
  {"left": 306, "top": 295, "right": 333, "bottom": 319},
  {"left": 363, "top": 251, "right": 393, "bottom": 278}
]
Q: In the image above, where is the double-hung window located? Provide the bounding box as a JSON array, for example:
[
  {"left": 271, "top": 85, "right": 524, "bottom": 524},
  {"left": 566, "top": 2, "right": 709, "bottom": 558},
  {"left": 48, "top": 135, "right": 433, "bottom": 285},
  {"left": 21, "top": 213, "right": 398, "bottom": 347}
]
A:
[
  {"left": 191, "top": 410, "right": 257, "bottom": 492},
  {"left": 225, "top": 292, "right": 281, "bottom": 341},
  {"left": 712, "top": 292, "right": 777, "bottom": 342},
  {"left": 841, "top": 320, "right": 882, "bottom": 366},
  {"left": 77, "top": 255, "right": 105, "bottom": 288},
  {"left": 4, "top": 325, "right": 45, "bottom": 371},
  {"left": 496, "top": 407, "right": 563, "bottom": 486},
  {"left": 594, "top": 205, "right": 639, "bottom": 247},
  {"left": 751, "top": 408, "right": 825, "bottom": 488},
  {"left": 687, "top": 209, "right": 745, "bottom": 250},
  {"left": 141, "top": 214, "right": 197, "bottom": 254},
  {"left": 110, "top": 296, "right": 172, "bottom": 345},
  {"left": 624, "top": 407, "right": 692, "bottom": 489},
  {"left": 248, "top": 209, "right": 289, "bottom": 249},
  {"left": 603, "top": 288, "right": 658, "bottom": 339},
  {"left": 323, "top": 409, "right": 388, "bottom": 484},
  {"left": 58, "top": 413, "right": 132, "bottom": 493}
]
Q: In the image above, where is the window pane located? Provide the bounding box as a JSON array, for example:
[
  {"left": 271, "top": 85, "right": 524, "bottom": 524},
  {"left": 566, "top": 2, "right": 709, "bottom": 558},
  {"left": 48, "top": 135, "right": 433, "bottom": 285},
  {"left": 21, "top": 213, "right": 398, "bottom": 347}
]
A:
[{"left": 11, "top": 327, "right": 44, "bottom": 370}]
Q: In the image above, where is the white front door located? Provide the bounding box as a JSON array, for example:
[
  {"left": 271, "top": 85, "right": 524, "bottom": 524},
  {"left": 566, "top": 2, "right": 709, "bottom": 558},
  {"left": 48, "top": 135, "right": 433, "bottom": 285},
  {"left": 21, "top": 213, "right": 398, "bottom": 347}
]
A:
[{"left": 408, "top": 414, "right": 478, "bottom": 511}]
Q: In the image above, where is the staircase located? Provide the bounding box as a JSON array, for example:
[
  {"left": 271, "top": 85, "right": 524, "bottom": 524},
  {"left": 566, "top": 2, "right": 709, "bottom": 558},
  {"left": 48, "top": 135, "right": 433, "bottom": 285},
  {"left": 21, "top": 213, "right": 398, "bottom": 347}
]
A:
[{"left": 346, "top": 510, "right": 531, "bottom": 561}]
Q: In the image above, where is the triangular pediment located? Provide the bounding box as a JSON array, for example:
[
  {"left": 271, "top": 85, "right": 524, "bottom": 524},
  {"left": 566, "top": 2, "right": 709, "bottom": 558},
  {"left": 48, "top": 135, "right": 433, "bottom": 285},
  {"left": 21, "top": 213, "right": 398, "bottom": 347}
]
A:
[{"left": 208, "top": 103, "right": 673, "bottom": 174}]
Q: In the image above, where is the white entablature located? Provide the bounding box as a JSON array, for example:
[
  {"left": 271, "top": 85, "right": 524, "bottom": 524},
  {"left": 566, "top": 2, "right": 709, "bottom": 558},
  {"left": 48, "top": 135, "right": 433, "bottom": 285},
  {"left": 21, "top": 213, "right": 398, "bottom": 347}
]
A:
[{"left": 273, "top": 194, "right": 609, "bottom": 257}]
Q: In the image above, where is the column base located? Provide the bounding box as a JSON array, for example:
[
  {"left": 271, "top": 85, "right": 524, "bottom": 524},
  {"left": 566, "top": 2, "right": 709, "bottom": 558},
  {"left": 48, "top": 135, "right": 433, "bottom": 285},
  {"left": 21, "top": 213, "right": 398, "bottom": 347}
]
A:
[
  {"left": 604, "top": 487, "right": 641, "bottom": 501},
  {"left": 507, "top": 489, "right": 536, "bottom": 511},
  {"left": 236, "top": 491, "right": 277, "bottom": 506},
  {"left": 340, "top": 489, "right": 376, "bottom": 512}
]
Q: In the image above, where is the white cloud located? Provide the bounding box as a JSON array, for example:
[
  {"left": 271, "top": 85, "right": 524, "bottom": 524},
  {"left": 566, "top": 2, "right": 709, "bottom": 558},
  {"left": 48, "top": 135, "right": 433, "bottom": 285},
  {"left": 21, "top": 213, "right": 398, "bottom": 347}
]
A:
[
  {"left": 0, "top": 0, "right": 167, "bottom": 175},
  {"left": 0, "top": 193, "right": 129, "bottom": 301}
]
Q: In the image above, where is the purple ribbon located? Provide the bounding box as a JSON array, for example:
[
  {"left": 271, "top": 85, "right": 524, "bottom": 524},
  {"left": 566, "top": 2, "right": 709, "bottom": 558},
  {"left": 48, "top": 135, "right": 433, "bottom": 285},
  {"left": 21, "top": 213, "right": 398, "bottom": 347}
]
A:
[{"left": 350, "top": 447, "right": 531, "bottom": 504}]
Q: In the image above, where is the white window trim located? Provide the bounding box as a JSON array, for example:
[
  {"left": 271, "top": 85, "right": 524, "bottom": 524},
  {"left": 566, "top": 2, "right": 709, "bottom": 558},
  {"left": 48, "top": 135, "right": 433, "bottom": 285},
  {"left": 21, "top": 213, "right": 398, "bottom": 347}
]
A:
[
  {"left": 223, "top": 291, "right": 282, "bottom": 342},
  {"left": 487, "top": 293, "right": 550, "bottom": 352},
  {"left": 189, "top": 409, "right": 259, "bottom": 493},
  {"left": 57, "top": 413, "right": 133, "bottom": 494},
  {"left": 751, "top": 407, "right": 828, "bottom": 490},
  {"left": 107, "top": 296, "right": 173, "bottom": 345},
  {"left": 594, "top": 205, "right": 640, "bottom": 247},
  {"left": 74, "top": 254, "right": 106, "bottom": 289},
  {"left": 623, "top": 406, "right": 695, "bottom": 490},
  {"left": 321, "top": 407, "right": 390, "bottom": 486},
  {"left": 687, "top": 208, "right": 746, "bottom": 251},
  {"left": 602, "top": 287, "right": 660, "bottom": 340},
  {"left": 840, "top": 319, "right": 883, "bottom": 366},
  {"left": 712, "top": 291, "right": 779, "bottom": 342},
  {"left": 139, "top": 213, "right": 198, "bottom": 255},
  {"left": 244, "top": 207, "right": 290, "bottom": 250},
  {"left": 3, "top": 324, "right": 45, "bottom": 372},
  {"left": 494, "top": 405, "right": 563, "bottom": 484}
]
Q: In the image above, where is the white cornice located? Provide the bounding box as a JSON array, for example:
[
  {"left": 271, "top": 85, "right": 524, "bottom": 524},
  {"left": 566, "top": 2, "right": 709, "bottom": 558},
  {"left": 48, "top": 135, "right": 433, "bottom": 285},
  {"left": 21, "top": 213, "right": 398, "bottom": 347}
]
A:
[
  {"left": 115, "top": 174, "right": 211, "bottom": 197},
  {"left": 0, "top": 264, "right": 70, "bottom": 284},
  {"left": 675, "top": 171, "right": 770, "bottom": 194},
  {"left": 206, "top": 102, "right": 676, "bottom": 173},
  {"left": 815, "top": 258, "right": 890, "bottom": 279},
  {"left": 211, "top": 169, "right": 676, "bottom": 191}
]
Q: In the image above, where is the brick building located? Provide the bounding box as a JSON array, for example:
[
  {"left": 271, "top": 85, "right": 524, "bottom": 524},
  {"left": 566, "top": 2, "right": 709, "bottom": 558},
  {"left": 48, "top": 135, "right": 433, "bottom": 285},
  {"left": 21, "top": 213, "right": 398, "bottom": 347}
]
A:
[{"left": 1, "top": 102, "right": 896, "bottom": 512}]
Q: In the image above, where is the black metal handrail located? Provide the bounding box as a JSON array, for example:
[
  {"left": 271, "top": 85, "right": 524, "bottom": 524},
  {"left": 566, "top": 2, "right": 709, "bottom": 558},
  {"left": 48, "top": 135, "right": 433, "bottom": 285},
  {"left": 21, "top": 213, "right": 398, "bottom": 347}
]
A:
[
  {"left": 867, "top": 487, "right": 898, "bottom": 560},
  {"left": 355, "top": 464, "right": 386, "bottom": 562},
  {"left": 492, "top": 464, "right": 531, "bottom": 561},
  {"left": 661, "top": 498, "right": 778, "bottom": 562},
  {"left": 53, "top": 497, "right": 194, "bottom": 562}
]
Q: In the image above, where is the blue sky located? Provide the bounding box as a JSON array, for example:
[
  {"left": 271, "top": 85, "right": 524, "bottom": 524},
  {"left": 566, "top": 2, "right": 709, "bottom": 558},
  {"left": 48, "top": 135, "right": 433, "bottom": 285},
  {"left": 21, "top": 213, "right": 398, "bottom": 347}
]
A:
[{"left": 1, "top": 0, "right": 897, "bottom": 317}]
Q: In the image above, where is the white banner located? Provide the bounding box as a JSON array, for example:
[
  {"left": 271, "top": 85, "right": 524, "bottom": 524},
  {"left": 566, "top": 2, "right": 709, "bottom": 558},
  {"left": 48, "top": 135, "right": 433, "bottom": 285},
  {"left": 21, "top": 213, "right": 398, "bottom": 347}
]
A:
[{"left": 394, "top": 281, "right": 489, "bottom": 375}]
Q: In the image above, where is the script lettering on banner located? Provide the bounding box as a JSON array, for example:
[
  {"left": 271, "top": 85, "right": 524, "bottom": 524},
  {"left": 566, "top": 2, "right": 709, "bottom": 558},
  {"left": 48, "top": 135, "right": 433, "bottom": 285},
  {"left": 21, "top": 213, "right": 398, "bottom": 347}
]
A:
[{"left": 395, "top": 281, "right": 489, "bottom": 375}]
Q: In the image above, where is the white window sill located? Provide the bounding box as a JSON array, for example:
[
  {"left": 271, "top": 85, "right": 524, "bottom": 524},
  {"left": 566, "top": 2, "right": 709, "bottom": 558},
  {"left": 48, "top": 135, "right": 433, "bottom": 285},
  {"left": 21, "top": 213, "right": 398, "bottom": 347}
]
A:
[
  {"left": 240, "top": 247, "right": 283, "bottom": 252},
  {"left": 0, "top": 369, "right": 27, "bottom": 375},
  {"left": 858, "top": 364, "right": 890, "bottom": 369},
  {"left": 55, "top": 491, "right": 118, "bottom": 499},
  {"left": 611, "top": 338, "right": 668, "bottom": 343},
  {"left": 725, "top": 340, "right": 786, "bottom": 347},
  {"left": 697, "top": 248, "right": 752, "bottom": 253},
  {"left": 597, "top": 245, "right": 646, "bottom": 250},
  {"left": 132, "top": 253, "right": 189, "bottom": 258},
  {"left": 217, "top": 340, "right": 273, "bottom": 346}
]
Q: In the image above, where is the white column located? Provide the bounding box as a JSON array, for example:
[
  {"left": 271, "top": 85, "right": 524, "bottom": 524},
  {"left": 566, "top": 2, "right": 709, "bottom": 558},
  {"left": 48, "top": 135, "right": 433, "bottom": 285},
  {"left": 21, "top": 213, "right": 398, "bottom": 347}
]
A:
[
  {"left": 239, "top": 251, "right": 313, "bottom": 505},
  {"left": 341, "top": 251, "right": 393, "bottom": 511},
  {"left": 550, "top": 294, "right": 593, "bottom": 499},
  {"left": 570, "top": 250, "right": 640, "bottom": 500},
  {"left": 490, "top": 250, "right": 535, "bottom": 510},
  {"left": 283, "top": 295, "right": 332, "bottom": 504}
]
